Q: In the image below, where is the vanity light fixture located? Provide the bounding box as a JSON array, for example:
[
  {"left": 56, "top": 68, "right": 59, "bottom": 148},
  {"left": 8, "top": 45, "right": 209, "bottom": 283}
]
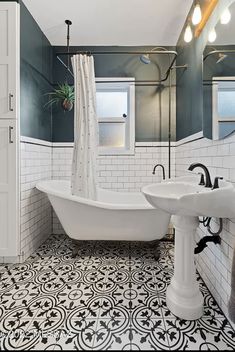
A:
[
  {"left": 192, "top": 2, "right": 202, "bottom": 25},
  {"left": 220, "top": 8, "right": 231, "bottom": 24},
  {"left": 184, "top": 24, "right": 193, "bottom": 43},
  {"left": 208, "top": 28, "right": 217, "bottom": 43}
]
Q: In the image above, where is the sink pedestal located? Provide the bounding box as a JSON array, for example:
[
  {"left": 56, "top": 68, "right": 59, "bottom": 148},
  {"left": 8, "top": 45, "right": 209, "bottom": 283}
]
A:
[{"left": 166, "top": 215, "right": 204, "bottom": 320}]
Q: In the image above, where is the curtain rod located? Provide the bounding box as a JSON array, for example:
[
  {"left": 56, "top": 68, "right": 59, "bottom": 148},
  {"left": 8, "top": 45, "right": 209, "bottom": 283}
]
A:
[
  {"left": 56, "top": 50, "right": 177, "bottom": 55},
  {"left": 56, "top": 51, "right": 178, "bottom": 83}
]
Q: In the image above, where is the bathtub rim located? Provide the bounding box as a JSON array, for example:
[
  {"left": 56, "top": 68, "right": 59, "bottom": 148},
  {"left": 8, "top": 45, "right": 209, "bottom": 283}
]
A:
[{"left": 36, "top": 180, "right": 157, "bottom": 211}]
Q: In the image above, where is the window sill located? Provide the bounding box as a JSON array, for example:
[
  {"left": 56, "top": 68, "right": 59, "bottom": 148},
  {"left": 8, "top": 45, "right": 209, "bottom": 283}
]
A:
[{"left": 98, "top": 147, "right": 135, "bottom": 156}]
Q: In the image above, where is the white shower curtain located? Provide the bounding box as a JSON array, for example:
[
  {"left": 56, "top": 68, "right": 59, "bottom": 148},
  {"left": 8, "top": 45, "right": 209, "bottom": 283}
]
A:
[{"left": 71, "top": 54, "right": 98, "bottom": 200}]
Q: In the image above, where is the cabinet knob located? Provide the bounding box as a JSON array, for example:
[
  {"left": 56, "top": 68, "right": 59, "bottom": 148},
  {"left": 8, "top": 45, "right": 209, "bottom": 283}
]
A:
[
  {"left": 9, "top": 93, "right": 14, "bottom": 112},
  {"left": 9, "top": 126, "right": 14, "bottom": 144}
]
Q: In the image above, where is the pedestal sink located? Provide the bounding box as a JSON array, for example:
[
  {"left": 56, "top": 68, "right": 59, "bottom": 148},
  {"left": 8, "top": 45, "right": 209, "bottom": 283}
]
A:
[{"left": 142, "top": 175, "right": 235, "bottom": 320}]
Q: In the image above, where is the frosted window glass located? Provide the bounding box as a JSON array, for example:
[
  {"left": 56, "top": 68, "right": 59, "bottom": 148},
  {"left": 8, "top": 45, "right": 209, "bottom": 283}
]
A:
[
  {"left": 96, "top": 91, "right": 127, "bottom": 118},
  {"left": 99, "top": 123, "right": 125, "bottom": 147},
  {"left": 218, "top": 90, "right": 235, "bottom": 118}
]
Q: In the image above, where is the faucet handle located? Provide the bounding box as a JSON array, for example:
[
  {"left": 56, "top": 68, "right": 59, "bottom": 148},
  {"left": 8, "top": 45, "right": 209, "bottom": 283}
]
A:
[
  {"left": 198, "top": 172, "right": 205, "bottom": 186},
  {"left": 212, "top": 177, "right": 223, "bottom": 190}
]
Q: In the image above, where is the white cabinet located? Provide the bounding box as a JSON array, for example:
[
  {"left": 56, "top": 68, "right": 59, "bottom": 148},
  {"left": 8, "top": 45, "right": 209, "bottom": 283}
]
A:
[
  {"left": 0, "top": 2, "right": 19, "bottom": 119},
  {"left": 0, "top": 2, "right": 20, "bottom": 258},
  {"left": 0, "top": 120, "right": 19, "bottom": 256}
]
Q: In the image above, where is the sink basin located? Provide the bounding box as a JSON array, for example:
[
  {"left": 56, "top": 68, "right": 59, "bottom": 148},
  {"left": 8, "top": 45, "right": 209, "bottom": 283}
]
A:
[
  {"left": 142, "top": 175, "right": 235, "bottom": 218},
  {"left": 142, "top": 174, "right": 235, "bottom": 320}
]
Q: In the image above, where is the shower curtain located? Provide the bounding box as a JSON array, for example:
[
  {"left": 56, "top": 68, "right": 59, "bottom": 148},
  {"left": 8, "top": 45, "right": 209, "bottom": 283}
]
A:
[{"left": 71, "top": 54, "right": 98, "bottom": 200}]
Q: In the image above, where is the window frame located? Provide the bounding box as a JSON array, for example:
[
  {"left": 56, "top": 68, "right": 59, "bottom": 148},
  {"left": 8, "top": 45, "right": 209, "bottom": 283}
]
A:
[
  {"left": 212, "top": 76, "right": 235, "bottom": 140},
  {"left": 96, "top": 77, "right": 135, "bottom": 156}
]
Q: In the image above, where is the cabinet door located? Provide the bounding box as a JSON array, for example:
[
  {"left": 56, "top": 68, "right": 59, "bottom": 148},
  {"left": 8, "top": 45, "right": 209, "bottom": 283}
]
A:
[
  {"left": 0, "top": 2, "right": 19, "bottom": 119},
  {"left": 0, "top": 120, "right": 19, "bottom": 256}
]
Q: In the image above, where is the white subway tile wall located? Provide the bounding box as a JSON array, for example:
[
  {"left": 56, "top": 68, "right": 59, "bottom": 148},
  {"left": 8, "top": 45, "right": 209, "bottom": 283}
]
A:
[
  {"left": 52, "top": 145, "right": 175, "bottom": 234},
  {"left": 15, "top": 135, "right": 235, "bottom": 324},
  {"left": 19, "top": 142, "right": 52, "bottom": 262},
  {"left": 176, "top": 134, "right": 235, "bottom": 322}
]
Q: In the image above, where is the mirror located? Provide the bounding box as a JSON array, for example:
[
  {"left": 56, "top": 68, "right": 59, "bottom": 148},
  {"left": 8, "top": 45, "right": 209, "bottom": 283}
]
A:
[{"left": 203, "top": 1, "right": 235, "bottom": 140}]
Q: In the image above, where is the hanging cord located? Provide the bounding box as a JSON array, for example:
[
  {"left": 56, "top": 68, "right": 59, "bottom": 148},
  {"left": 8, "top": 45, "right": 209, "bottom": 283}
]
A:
[{"left": 195, "top": 217, "right": 223, "bottom": 254}]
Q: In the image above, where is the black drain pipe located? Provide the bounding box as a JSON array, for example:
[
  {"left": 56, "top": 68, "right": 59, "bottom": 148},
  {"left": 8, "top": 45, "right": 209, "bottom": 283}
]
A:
[{"left": 194, "top": 234, "right": 221, "bottom": 254}]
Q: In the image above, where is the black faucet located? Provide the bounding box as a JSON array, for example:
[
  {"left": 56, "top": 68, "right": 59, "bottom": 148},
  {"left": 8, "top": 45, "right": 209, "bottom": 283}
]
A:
[
  {"left": 152, "top": 164, "right": 165, "bottom": 180},
  {"left": 188, "top": 163, "right": 212, "bottom": 188}
]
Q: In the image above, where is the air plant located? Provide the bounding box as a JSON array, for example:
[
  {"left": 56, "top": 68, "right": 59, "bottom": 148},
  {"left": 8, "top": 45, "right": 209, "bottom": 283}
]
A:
[{"left": 44, "top": 83, "right": 75, "bottom": 111}]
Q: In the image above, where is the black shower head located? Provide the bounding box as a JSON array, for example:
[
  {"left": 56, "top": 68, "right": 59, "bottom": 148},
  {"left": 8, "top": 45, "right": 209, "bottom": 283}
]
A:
[{"left": 216, "top": 53, "right": 228, "bottom": 64}]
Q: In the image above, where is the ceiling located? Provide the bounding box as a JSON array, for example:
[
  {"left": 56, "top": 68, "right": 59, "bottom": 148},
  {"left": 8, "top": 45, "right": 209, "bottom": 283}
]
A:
[{"left": 23, "top": 0, "right": 193, "bottom": 46}]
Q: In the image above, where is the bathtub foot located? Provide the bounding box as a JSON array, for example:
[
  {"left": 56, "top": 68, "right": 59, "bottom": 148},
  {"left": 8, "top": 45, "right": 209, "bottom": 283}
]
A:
[
  {"left": 72, "top": 247, "right": 79, "bottom": 258},
  {"left": 154, "top": 251, "right": 160, "bottom": 260},
  {"left": 153, "top": 240, "right": 160, "bottom": 260},
  {"left": 72, "top": 240, "right": 80, "bottom": 258}
]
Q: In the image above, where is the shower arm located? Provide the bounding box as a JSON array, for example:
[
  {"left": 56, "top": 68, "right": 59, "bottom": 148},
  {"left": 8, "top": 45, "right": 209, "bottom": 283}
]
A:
[
  {"left": 56, "top": 50, "right": 179, "bottom": 84},
  {"left": 203, "top": 49, "right": 235, "bottom": 62}
]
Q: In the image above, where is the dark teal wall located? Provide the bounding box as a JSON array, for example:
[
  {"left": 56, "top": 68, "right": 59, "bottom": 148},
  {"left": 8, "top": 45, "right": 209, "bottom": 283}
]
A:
[
  {"left": 176, "top": 38, "right": 204, "bottom": 140},
  {"left": 52, "top": 46, "right": 176, "bottom": 143},
  {"left": 20, "top": 1, "right": 53, "bottom": 141}
]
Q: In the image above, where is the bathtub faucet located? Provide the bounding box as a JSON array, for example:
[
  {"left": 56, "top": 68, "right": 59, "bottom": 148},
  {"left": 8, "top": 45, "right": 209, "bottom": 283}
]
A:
[{"left": 152, "top": 164, "right": 165, "bottom": 180}]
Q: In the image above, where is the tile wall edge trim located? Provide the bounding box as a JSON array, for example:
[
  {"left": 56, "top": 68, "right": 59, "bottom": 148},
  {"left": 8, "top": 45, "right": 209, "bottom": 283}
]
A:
[{"left": 20, "top": 136, "right": 178, "bottom": 148}]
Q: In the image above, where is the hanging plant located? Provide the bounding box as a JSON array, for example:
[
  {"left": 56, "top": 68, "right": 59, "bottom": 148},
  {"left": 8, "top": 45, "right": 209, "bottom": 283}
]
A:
[{"left": 44, "top": 83, "right": 75, "bottom": 111}]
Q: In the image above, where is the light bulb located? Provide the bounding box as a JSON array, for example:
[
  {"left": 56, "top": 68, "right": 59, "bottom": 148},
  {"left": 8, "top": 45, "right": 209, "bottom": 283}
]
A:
[
  {"left": 184, "top": 24, "right": 193, "bottom": 43},
  {"left": 220, "top": 8, "right": 231, "bottom": 24},
  {"left": 208, "top": 28, "right": 217, "bottom": 43},
  {"left": 192, "top": 3, "right": 202, "bottom": 25}
]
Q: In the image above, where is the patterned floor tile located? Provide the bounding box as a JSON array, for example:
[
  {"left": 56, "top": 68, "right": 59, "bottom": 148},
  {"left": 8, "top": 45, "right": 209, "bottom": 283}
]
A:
[
  {"left": 92, "top": 319, "right": 131, "bottom": 350},
  {"left": 99, "top": 293, "right": 131, "bottom": 320},
  {"left": 64, "top": 318, "right": 97, "bottom": 350},
  {"left": 1, "top": 295, "right": 46, "bottom": 322},
  {"left": 0, "top": 263, "right": 37, "bottom": 290},
  {"left": 128, "top": 284, "right": 160, "bottom": 317},
  {"left": 130, "top": 319, "right": 170, "bottom": 350},
  {"left": 131, "top": 295, "right": 165, "bottom": 321},
  {"left": 0, "top": 235, "right": 234, "bottom": 351},
  {"left": 24, "top": 336, "right": 58, "bottom": 351},
  {"left": 15, "top": 318, "right": 64, "bottom": 351},
  {"left": 103, "top": 267, "right": 130, "bottom": 288},
  {"left": 65, "top": 257, "right": 102, "bottom": 273},
  {"left": 130, "top": 271, "right": 158, "bottom": 296},
  {"left": 0, "top": 281, "right": 43, "bottom": 318},
  {"left": 65, "top": 295, "right": 103, "bottom": 321},
  {"left": 164, "top": 317, "right": 235, "bottom": 350},
  {"left": 55, "top": 281, "right": 101, "bottom": 315},
  {"left": 0, "top": 318, "right": 33, "bottom": 350}
]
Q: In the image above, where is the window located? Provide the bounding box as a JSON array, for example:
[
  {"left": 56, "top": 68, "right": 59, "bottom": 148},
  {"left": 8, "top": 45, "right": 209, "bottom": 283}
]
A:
[
  {"left": 96, "top": 78, "right": 135, "bottom": 155},
  {"left": 212, "top": 77, "right": 235, "bottom": 139}
]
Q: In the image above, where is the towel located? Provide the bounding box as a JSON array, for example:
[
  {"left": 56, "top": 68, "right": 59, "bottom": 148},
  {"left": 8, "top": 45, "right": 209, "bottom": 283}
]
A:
[{"left": 228, "top": 245, "right": 235, "bottom": 323}]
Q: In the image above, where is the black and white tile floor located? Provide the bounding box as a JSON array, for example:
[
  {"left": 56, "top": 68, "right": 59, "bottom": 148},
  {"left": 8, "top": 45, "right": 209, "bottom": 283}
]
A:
[{"left": 0, "top": 234, "right": 234, "bottom": 350}]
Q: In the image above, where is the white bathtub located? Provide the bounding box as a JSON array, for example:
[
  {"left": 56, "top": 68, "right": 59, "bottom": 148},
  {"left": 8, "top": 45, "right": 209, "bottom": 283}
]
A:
[{"left": 36, "top": 180, "right": 170, "bottom": 242}]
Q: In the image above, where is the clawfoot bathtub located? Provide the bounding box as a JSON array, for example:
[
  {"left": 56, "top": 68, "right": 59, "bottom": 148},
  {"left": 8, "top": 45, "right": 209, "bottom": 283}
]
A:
[{"left": 36, "top": 180, "right": 170, "bottom": 242}]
